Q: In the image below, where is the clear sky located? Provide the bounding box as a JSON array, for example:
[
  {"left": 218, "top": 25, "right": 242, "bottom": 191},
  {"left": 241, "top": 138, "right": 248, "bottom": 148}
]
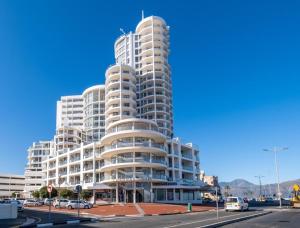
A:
[{"left": 0, "top": 0, "right": 299, "bottom": 185}]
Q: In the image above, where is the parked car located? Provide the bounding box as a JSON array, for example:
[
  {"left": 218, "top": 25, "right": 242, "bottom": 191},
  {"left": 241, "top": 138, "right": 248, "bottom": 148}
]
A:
[
  {"left": 44, "top": 198, "right": 54, "bottom": 206},
  {"left": 23, "top": 199, "right": 41, "bottom": 207},
  {"left": 225, "top": 197, "right": 249, "bottom": 211},
  {"left": 16, "top": 198, "right": 26, "bottom": 204},
  {"left": 53, "top": 199, "right": 69, "bottom": 208},
  {"left": 14, "top": 200, "right": 24, "bottom": 212},
  {"left": 66, "top": 200, "right": 93, "bottom": 209}
]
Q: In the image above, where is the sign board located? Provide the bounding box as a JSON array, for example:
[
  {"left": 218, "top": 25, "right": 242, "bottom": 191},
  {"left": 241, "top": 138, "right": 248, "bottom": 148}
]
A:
[
  {"left": 47, "top": 184, "right": 53, "bottom": 193},
  {"left": 74, "top": 185, "right": 82, "bottom": 194}
]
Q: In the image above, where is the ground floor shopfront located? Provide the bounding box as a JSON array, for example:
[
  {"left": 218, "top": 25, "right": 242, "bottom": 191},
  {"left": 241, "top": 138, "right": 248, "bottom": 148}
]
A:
[{"left": 88, "top": 183, "right": 206, "bottom": 204}]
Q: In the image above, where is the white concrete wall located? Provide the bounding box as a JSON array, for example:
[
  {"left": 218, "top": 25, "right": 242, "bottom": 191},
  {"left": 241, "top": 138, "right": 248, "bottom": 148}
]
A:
[{"left": 0, "top": 204, "right": 17, "bottom": 219}]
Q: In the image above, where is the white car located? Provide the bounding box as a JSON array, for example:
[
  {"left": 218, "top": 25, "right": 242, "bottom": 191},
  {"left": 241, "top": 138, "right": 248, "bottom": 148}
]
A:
[
  {"left": 23, "top": 199, "right": 41, "bottom": 207},
  {"left": 66, "top": 200, "right": 93, "bottom": 209},
  {"left": 225, "top": 197, "right": 249, "bottom": 211},
  {"left": 53, "top": 199, "right": 69, "bottom": 208}
]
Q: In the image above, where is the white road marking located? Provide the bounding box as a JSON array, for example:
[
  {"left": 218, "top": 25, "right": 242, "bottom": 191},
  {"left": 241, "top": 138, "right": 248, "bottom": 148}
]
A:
[{"left": 163, "top": 213, "right": 244, "bottom": 228}]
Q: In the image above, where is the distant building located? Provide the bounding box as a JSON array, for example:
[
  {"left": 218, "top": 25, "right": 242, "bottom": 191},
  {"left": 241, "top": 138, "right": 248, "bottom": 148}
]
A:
[
  {"left": 200, "top": 171, "right": 219, "bottom": 187},
  {"left": 0, "top": 174, "right": 25, "bottom": 198},
  {"left": 56, "top": 95, "right": 84, "bottom": 130},
  {"left": 23, "top": 141, "right": 54, "bottom": 198},
  {"left": 200, "top": 171, "right": 220, "bottom": 200}
]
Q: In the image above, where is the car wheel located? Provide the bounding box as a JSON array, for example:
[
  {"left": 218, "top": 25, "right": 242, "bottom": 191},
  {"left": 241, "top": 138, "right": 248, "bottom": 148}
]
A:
[
  {"left": 84, "top": 205, "right": 88, "bottom": 209},
  {"left": 240, "top": 207, "right": 244, "bottom": 212},
  {"left": 55, "top": 205, "right": 59, "bottom": 208},
  {"left": 225, "top": 209, "right": 228, "bottom": 212},
  {"left": 68, "top": 205, "right": 72, "bottom": 209}
]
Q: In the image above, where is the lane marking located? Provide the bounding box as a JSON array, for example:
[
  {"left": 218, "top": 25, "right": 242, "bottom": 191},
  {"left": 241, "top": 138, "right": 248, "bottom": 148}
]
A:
[
  {"left": 163, "top": 213, "right": 246, "bottom": 228},
  {"left": 197, "top": 211, "right": 270, "bottom": 228}
]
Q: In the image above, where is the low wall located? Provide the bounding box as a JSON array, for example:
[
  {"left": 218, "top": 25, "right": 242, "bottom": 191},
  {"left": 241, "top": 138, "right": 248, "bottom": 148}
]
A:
[{"left": 0, "top": 204, "right": 18, "bottom": 219}]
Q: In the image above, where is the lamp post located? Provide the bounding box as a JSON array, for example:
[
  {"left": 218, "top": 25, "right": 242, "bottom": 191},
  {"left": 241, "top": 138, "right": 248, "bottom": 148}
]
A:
[
  {"left": 254, "top": 175, "right": 264, "bottom": 200},
  {"left": 263, "top": 147, "right": 288, "bottom": 208},
  {"left": 58, "top": 174, "right": 62, "bottom": 207}
]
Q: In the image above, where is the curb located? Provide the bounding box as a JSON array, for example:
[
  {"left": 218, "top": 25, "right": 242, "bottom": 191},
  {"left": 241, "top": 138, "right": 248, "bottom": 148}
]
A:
[
  {"left": 199, "top": 211, "right": 272, "bottom": 228},
  {"left": 20, "top": 218, "right": 98, "bottom": 228}
]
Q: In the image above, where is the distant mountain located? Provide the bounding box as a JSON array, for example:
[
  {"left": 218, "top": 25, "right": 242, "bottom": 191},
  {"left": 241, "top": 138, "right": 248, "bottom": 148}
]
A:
[{"left": 219, "top": 178, "right": 300, "bottom": 198}]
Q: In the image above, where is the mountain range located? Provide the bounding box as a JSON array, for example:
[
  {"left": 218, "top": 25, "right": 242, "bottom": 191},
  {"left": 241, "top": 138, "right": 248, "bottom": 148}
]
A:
[{"left": 219, "top": 178, "right": 300, "bottom": 198}]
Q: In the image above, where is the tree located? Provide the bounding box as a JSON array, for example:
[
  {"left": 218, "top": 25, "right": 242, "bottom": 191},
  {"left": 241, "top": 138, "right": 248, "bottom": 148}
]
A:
[
  {"left": 11, "top": 192, "right": 18, "bottom": 198},
  {"left": 32, "top": 191, "right": 40, "bottom": 199},
  {"left": 60, "top": 189, "right": 73, "bottom": 199},
  {"left": 39, "top": 186, "right": 58, "bottom": 198},
  {"left": 80, "top": 190, "right": 92, "bottom": 200}
]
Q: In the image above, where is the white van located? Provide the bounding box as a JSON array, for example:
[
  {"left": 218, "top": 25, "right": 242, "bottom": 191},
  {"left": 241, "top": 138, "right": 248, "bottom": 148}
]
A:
[{"left": 225, "top": 197, "right": 249, "bottom": 211}]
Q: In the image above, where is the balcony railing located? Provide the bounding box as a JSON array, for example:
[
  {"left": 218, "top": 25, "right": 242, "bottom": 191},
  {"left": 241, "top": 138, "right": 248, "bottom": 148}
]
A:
[
  {"left": 104, "top": 142, "right": 166, "bottom": 152},
  {"left": 182, "top": 166, "right": 193, "bottom": 171},
  {"left": 70, "top": 180, "right": 80, "bottom": 185},
  {"left": 83, "top": 166, "right": 93, "bottom": 171},
  {"left": 83, "top": 153, "right": 93, "bottom": 159},
  {"left": 70, "top": 168, "right": 81, "bottom": 174},
  {"left": 70, "top": 157, "right": 80, "bottom": 163},
  {"left": 59, "top": 160, "right": 67, "bottom": 166},
  {"left": 182, "top": 153, "right": 193, "bottom": 159},
  {"left": 59, "top": 171, "right": 67, "bottom": 176}
]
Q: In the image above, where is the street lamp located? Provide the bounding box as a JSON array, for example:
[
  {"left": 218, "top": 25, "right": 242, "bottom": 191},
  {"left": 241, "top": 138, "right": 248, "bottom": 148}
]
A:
[
  {"left": 263, "top": 147, "right": 288, "bottom": 208},
  {"left": 58, "top": 174, "right": 62, "bottom": 207},
  {"left": 254, "top": 175, "right": 264, "bottom": 200}
]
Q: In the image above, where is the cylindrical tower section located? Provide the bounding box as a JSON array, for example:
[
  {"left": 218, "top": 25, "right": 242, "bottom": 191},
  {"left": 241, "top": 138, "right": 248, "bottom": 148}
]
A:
[
  {"left": 82, "top": 85, "right": 106, "bottom": 142},
  {"left": 114, "top": 32, "right": 135, "bottom": 68},
  {"left": 96, "top": 118, "right": 168, "bottom": 203},
  {"left": 105, "top": 64, "right": 137, "bottom": 130},
  {"left": 135, "top": 16, "right": 173, "bottom": 138}
]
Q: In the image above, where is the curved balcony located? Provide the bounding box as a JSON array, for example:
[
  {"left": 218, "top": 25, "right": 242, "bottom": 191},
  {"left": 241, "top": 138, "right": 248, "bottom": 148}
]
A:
[
  {"left": 99, "top": 158, "right": 167, "bottom": 172},
  {"left": 100, "top": 174, "right": 168, "bottom": 183},
  {"left": 99, "top": 142, "right": 167, "bottom": 158}
]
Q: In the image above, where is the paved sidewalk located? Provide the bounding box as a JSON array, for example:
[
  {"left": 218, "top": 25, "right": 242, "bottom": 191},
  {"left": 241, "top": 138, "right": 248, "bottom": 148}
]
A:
[
  {"left": 25, "top": 203, "right": 215, "bottom": 217},
  {"left": 139, "top": 203, "right": 214, "bottom": 215}
]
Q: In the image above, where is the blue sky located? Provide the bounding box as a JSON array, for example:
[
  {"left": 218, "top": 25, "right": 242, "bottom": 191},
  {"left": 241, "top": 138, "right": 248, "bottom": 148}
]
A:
[{"left": 0, "top": 0, "right": 299, "bottom": 185}]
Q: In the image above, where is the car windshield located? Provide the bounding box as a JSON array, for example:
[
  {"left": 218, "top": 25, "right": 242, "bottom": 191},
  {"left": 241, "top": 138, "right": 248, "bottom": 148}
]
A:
[{"left": 227, "top": 198, "right": 238, "bottom": 203}]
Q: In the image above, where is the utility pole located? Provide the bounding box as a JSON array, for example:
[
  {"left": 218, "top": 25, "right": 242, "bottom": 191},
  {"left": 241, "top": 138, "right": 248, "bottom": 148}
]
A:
[
  {"left": 263, "top": 147, "right": 288, "bottom": 208},
  {"left": 254, "top": 175, "right": 264, "bottom": 200}
]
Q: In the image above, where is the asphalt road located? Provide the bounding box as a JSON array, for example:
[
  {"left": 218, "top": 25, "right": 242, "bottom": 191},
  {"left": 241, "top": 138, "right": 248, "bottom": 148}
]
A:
[
  {"left": 223, "top": 209, "right": 300, "bottom": 228},
  {"left": 53, "top": 208, "right": 267, "bottom": 228},
  {"left": 21, "top": 208, "right": 84, "bottom": 224}
]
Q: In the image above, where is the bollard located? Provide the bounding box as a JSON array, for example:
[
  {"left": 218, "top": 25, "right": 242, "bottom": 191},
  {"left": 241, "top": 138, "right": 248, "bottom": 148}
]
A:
[{"left": 187, "top": 203, "right": 192, "bottom": 212}]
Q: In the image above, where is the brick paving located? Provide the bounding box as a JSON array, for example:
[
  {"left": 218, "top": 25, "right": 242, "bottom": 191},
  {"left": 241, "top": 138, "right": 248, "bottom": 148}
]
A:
[
  {"left": 25, "top": 203, "right": 214, "bottom": 217},
  {"left": 138, "top": 203, "right": 214, "bottom": 215}
]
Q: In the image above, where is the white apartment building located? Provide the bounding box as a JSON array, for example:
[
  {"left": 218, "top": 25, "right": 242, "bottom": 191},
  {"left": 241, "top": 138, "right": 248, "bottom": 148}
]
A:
[
  {"left": 0, "top": 174, "right": 25, "bottom": 198},
  {"left": 82, "top": 85, "right": 106, "bottom": 142},
  {"left": 24, "top": 141, "right": 54, "bottom": 198},
  {"left": 114, "top": 16, "right": 173, "bottom": 138},
  {"left": 56, "top": 95, "right": 84, "bottom": 130},
  {"left": 38, "top": 15, "right": 205, "bottom": 204}
]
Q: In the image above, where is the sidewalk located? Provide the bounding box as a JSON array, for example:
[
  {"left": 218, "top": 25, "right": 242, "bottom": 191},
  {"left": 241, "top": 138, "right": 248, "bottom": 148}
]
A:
[
  {"left": 26, "top": 203, "right": 215, "bottom": 217},
  {"left": 139, "top": 203, "right": 214, "bottom": 215}
]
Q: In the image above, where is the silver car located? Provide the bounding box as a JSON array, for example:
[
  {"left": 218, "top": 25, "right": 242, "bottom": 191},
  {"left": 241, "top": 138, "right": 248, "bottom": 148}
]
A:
[
  {"left": 53, "top": 199, "right": 69, "bottom": 208},
  {"left": 23, "top": 199, "right": 40, "bottom": 207},
  {"left": 66, "top": 200, "right": 92, "bottom": 209}
]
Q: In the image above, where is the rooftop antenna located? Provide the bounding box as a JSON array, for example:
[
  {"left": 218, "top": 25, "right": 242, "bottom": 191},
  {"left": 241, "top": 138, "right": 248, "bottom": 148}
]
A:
[
  {"left": 142, "top": 10, "right": 144, "bottom": 19},
  {"left": 120, "top": 28, "right": 126, "bottom": 35}
]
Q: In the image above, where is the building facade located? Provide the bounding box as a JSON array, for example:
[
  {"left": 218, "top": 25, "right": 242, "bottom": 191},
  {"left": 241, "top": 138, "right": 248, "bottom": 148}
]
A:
[
  {"left": 0, "top": 174, "right": 25, "bottom": 199},
  {"left": 56, "top": 95, "right": 84, "bottom": 130},
  {"left": 33, "top": 15, "right": 205, "bottom": 204},
  {"left": 24, "top": 141, "right": 54, "bottom": 198},
  {"left": 82, "top": 85, "right": 106, "bottom": 143}
]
